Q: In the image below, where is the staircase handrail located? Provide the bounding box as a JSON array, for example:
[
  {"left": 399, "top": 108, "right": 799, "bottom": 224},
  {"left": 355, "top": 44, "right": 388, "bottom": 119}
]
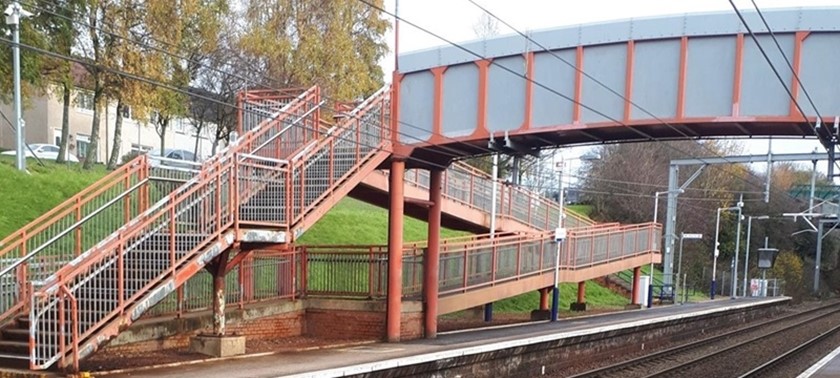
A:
[{"left": 284, "top": 85, "right": 391, "bottom": 230}]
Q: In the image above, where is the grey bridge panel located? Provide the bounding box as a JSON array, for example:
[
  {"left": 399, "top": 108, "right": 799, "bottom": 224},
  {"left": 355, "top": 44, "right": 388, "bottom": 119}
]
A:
[
  {"left": 532, "top": 49, "right": 576, "bottom": 128},
  {"left": 685, "top": 36, "right": 735, "bottom": 118},
  {"left": 399, "top": 71, "right": 434, "bottom": 144},
  {"left": 632, "top": 40, "right": 680, "bottom": 119},
  {"left": 741, "top": 34, "right": 793, "bottom": 117},
  {"left": 397, "top": 7, "right": 840, "bottom": 145},
  {"left": 442, "top": 63, "right": 479, "bottom": 139},
  {"left": 800, "top": 33, "right": 840, "bottom": 117}
]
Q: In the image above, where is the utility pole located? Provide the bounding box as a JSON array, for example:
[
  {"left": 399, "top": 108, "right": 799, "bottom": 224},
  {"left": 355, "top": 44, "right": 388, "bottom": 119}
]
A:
[{"left": 6, "top": 1, "right": 32, "bottom": 172}]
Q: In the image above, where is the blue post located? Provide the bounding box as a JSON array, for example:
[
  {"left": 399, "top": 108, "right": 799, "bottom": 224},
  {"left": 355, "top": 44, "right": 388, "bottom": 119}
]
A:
[
  {"left": 550, "top": 286, "right": 559, "bottom": 321},
  {"left": 710, "top": 279, "right": 716, "bottom": 300},
  {"left": 647, "top": 284, "right": 654, "bottom": 308},
  {"left": 483, "top": 303, "right": 493, "bottom": 322}
]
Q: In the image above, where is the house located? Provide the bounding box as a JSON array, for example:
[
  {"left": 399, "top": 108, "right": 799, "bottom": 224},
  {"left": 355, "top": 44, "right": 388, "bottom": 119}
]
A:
[{"left": 0, "top": 65, "right": 218, "bottom": 163}]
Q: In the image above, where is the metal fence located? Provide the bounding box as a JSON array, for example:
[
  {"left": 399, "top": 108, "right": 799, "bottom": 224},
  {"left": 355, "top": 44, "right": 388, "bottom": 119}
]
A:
[{"left": 388, "top": 162, "right": 594, "bottom": 231}]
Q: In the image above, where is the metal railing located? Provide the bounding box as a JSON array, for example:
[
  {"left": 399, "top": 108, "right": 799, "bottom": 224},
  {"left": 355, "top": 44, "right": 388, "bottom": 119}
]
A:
[
  {"left": 143, "top": 250, "right": 299, "bottom": 317},
  {"left": 26, "top": 87, "right": 322, "bottom": 369},
  {"left": 237, "top": 85, "right": 391, "bottom": 234},
  {"left": 133, "top": 224, "right": 661, "bottom": 321},
  {"left": 376, "top": 162, "right": 594, "bottom": 231}
]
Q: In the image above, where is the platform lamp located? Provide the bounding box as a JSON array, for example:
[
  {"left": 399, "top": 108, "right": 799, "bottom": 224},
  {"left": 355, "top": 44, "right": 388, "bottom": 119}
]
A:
[
  {"left": 712, "top": 200, "right": 743, "bottom": 300},
  {"left": 551, "top": 152, "right": 600, "bottom": 322}
]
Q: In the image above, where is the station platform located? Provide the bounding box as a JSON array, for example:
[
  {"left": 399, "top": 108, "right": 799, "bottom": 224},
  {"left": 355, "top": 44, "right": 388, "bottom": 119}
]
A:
[
  {"left": 798, "top": 345, "right": 840, "bottom": 378},
  {"left": 100, "top": 297, "right": 788, "bottom": 378}
]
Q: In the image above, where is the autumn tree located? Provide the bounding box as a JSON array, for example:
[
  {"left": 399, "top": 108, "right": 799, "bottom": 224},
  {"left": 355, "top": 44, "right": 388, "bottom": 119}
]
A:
[
  {"left": 237, "top": 0, "right": 389, "bottom": 101},
  {"left": 35, "top": 0, "right": 84, "bottom": 164}
]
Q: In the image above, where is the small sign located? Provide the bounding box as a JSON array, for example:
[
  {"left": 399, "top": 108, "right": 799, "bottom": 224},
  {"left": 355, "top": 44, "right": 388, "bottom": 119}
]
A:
[
  {"left": 554, "top": 227, "right": 567, "bottom": 242},
  {"left": 554, "top": 161, "right": 565, "bottom": 172},
  {"left": 682, "top": 233, "right": 703, "bottom": 240}
]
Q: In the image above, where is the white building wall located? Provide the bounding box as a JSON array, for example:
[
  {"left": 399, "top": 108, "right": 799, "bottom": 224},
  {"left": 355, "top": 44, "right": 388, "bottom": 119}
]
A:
[{"left": 0, "top": 85, "right": 219, "bottom": 163}]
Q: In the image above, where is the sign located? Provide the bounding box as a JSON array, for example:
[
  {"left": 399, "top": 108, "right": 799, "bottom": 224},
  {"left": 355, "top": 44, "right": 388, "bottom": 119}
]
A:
[
  {"left": 554, "top": 161, "right": 565, "bottom": 172},
  {"left": 682, "top": 233, "right": 703, "bottom": 240}
]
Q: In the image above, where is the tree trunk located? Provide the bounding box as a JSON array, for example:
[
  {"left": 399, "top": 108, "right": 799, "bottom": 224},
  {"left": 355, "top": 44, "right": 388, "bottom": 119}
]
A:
[
  {"left": 56, "top": 82, "right": 71, "bottom": 164},
  {"left": 159, "top": 120, "right": 167, "bottom": 156},
  {"left": 193, "top": 125, "right": 202, "bottom": 161},
  {"left": 84, "top": 83, "right": 103, "bottom": 170},
  {"left": 107, "top": 99, "right": 124, "bottom": 169}
]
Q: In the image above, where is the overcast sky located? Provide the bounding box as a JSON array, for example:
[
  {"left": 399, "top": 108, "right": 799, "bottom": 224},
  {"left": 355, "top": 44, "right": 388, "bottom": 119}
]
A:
[{"left": 376, "top": 0, "right": 840, "bottom": 168}]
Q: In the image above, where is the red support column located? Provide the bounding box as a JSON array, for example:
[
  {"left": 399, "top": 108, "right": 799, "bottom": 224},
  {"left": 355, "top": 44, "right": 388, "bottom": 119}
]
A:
[
  {"left": 539, "top": 288, "right": 550, "bottom": 310},
  {"left": 387, "top": 159, "right": 406, "bottom": 342},
  {"left": 632, "top": 266, "right": 641, "bottom": 305},
  {"left": 577, "top": 281, "right": 585, "bottom": 303},
  {"left": 424, "top": 169, "right": 443, "bottom": 338}
]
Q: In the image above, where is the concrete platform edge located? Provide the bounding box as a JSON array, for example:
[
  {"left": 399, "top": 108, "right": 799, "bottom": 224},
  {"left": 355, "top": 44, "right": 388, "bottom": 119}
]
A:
[{"left": 285, "top": 297, "right": 790, "bottom": 378}]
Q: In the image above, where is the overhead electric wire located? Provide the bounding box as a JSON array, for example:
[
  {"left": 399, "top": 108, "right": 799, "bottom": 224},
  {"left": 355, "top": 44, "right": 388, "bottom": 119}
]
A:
[
  {"left": 360, "top": 0, "right": 806, "bottom": 209},
  {"left": 0, "top": 36, "right": 467, "bottom": 173},
  {"left": 462, "top": 0, "right": 812, "bottom": 208},
  {"left": 749, "top": 0, "right": 824, "bottom": 122},
  {"left": 22, "top": 0, "right": 492, "bottom": 162},
  {"left": 728, "top": 0, "right": 836, "bottom": 157}
]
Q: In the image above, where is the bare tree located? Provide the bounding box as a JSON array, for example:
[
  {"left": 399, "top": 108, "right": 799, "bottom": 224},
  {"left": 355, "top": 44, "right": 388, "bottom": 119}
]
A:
[{"left": 473, "top": 13, "right": 499, "bottom": 38}]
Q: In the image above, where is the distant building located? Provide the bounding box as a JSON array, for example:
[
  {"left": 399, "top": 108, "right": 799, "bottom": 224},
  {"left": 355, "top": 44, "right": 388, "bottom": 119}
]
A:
[{"left": 0, "top": 65, "right": 216, "bottom": 163}]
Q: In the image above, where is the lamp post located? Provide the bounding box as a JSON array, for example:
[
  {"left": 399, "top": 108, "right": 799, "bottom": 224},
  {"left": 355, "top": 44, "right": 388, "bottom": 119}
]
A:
[
  {"left": 743, "top": 215, "right": 769, "bottom": 297},
  {"left": 551, "top": 152, "right": 600, "bottom": 321},
  {"left": 651, "top": 189, "right": 683, "bottom": 308},
  {"left": 5, "top": 1, "right": 32, "bottom": 172},
  {"left": 712, "top": 200, "right": 743, "bottom": 300},
  {"left": 678, "top": 232, "right": 703, "bottom": 304}
]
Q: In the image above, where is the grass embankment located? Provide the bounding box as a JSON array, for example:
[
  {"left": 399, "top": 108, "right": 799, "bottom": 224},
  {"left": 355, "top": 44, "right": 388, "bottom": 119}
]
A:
[
  {"left": 0, "top": 157, "right": 108, "bottom": 239},
  {"left": 0, "top": 160, "right": 627, "bottom": 314}
]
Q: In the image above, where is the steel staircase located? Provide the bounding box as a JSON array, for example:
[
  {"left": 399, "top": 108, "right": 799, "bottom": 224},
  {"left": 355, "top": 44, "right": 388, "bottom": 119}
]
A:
[{"left": 0, "top": 85, "right": 392, "bottom": 370}]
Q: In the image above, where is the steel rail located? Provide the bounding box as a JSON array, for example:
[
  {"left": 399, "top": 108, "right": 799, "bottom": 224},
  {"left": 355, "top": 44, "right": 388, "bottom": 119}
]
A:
[
  {"left": 645, "top": 306, "right": 840, "bottom": 378},
  {"left": 737, "top": 322, "right": 840, "bottom": 377},
  {"left": 568, "top": 301, "right": 840, "bottom": 378}
]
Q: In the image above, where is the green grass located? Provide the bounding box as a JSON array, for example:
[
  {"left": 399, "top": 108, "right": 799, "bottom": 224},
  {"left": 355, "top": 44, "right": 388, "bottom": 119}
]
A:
[
  {"left": 0, "top": 156, "right": 108, "bottom": 239},
  {"left": 297, "top": 198, "right": 469, "bottom": 244},
  {"left": 566, "top": 204, "right": 593, "bottom": 217},
  {"left": 1, "top": 160, "right": 628, "bottom": 315},
  {"left": 491, "top": 281, "right": 629, "bottom": 313}
]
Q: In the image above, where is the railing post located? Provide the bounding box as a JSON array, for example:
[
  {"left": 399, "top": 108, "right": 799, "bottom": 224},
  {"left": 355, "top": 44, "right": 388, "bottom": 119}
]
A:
[
  {"left": 124, "top": 175, "right": 131, "bottom": 224},
  {"left": 169, "top": 206, "right": 177, "bottom": 272},
  {"left": 74, "top": 197, "right": 82, "bottom": 256},
  {"left": 117, "top": 244, "right": 124, "bottom": 308}
]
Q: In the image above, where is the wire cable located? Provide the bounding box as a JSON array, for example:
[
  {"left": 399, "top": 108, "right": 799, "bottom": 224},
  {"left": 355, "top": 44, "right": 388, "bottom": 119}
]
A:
[
  {"left": 361, "top": 0, "right": 807, "bottom": 207},
  {"left": 463, "top": 0, "right": 816, "bottom": 207}
]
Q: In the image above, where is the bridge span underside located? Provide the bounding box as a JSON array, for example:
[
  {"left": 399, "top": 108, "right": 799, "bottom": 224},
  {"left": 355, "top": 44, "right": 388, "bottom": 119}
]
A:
[{"left": 396, "top": 7, "right": 840, "bottom": 164}]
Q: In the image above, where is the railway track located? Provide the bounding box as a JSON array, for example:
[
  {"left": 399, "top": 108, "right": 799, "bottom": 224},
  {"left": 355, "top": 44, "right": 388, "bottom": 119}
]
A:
[{"left": 567, "top": 301, "right": 840, "bottom": 378}]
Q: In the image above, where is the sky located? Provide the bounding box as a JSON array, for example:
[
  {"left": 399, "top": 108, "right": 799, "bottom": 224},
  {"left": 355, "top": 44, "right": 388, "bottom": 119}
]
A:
[{"left": 376, "top": 0, "right": 840, "bottom": 171}]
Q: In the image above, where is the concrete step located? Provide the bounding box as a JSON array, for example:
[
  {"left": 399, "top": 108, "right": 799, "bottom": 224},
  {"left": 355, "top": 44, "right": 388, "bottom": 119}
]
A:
[
  {"left": 1, "top": 328, "right": 29, "bottom": 342},
  {"left": 0, "top": 340, "right": 28, "bottom": 354}
]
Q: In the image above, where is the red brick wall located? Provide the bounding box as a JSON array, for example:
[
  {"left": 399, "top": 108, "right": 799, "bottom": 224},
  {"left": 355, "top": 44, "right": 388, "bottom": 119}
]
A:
[
  {"left": 305, "top": 309, "right": 385, "bottom": 340},
  {"left": 228, "top": 311, "right": 303, "bottom": 340},
  {"left": 104, "top": 310, "right": 304, "bottom": 354},
  {"left": 305, "top": 309, "right": 424, "bottom": 341}
]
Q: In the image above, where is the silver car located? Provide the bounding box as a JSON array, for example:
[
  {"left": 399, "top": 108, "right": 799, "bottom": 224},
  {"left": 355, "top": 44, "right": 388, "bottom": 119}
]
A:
[{"left": 0, "top": 143, "right": 80, "bottom": 162}]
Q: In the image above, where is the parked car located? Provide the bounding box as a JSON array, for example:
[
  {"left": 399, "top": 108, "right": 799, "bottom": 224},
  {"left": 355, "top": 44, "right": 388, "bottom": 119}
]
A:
[
  {"left": 0, "top": 143, "right": 79, "bottom": 162},
  {"left": 147, "top": 148, "right": 201, "bottom": 169}
]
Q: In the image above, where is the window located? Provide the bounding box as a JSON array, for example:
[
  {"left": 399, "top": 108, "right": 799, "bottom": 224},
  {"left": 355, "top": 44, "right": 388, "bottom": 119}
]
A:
[
  {"left": 75, "top": 91, "right": 94, "bottom": 111},
  {"left": 42, "top": 145, "right": 59, "bottom": 153},
  {"left": 53, "top": 129, "right": 61, "bottom": 146},
  {"left": 130, "top": 143, "right": 152, "bottom": 153},
  {"left": 76, "top": 134, "right": 90, "bottom": 160},
  {"left": 121, "top": 105, "right": 132, "bottom": 119},
  {"left": 149, "top": 111, "right": 159, "bottom": 124}
]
